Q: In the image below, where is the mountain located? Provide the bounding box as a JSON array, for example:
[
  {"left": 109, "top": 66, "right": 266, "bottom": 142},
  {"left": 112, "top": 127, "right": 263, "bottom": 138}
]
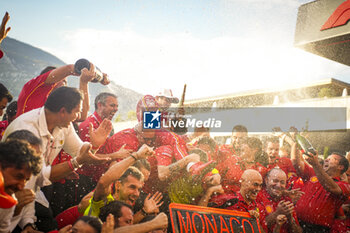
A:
[{"left": 0, "top": 37, "right": 142, "bottom": 120}]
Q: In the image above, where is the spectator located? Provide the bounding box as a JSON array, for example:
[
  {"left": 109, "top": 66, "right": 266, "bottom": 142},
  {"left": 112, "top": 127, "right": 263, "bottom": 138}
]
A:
[{"left": 291, "top": 143, "right": 350, "bottom": 233}]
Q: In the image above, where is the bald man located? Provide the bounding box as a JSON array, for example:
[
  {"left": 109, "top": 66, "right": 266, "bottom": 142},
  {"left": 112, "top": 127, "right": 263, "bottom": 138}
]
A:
[
  {"left": 259, "top": 168, "right": 302, "bottom": 233},
  {"left": 221, "top": 169, "right": 267, "bottom": 232}
]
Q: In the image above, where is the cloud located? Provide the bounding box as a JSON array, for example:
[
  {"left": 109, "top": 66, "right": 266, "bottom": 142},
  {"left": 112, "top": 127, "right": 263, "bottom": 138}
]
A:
[{"left": 44, "top": 27, "right": 345, "bottom": 100}]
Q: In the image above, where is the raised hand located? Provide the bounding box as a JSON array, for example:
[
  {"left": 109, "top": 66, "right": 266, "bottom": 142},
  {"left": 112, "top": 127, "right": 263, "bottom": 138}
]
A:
[
  {"left": 283, "top": 188, "right": 304, "bottom": 204},
  {"left": 80, "top": 63, "right": 96, "bottom": 83},
  {"left": 143, "top": 192, "right": 163, "bottom": 215},
  {"left": 101, "top": 73, "right": 110, "bottom": 85},
  {"left": 76, "top": 143, "right": 110, "bottom": 165},
  {"left": 89, "top": 119, "right": 113, "bottom": 148},
  {"left": 101, "top": 214, "right": 115, "bottom": 233},
  {"left": 110, "top": 144, "right": 132, "bottom": 160},
  {"left": 0, "top": 12, "right": 10, "bottom": 44},
  {"left": 135, "top": 144, "right": 155, "bottom": 159}
]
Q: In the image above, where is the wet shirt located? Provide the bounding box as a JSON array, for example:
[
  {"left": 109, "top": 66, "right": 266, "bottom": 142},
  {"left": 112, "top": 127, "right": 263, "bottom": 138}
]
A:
[
  {"left": 295, "top": 164, "right": 350, "bottom": 227},
  {"left": 258, "top": 189, "right": 300, "bottom": 233}
]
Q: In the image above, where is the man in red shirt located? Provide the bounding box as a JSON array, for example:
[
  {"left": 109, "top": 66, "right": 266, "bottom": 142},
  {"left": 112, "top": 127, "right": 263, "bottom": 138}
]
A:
[
  {"left": 222, "top": 169, "right": 267, "bottom": 232},
  {"left": 16, "top": 60, "right": 109, "bottom": 121},
  {"left": 218, "top": 125, "right": 248, "bottom": 163},
  {"left": 264, "top": 137, "right": 300, "bottom": 189},
  {"left": 215, "top": 137, "right": 267, "bottom": 195},
  {"left": 258, "top": 168, "right": 302, "bottom": 233},
  {"left": 77, "top": 92, "right": 119, "bottom": 184},
  {"left": 291, "top": 143, "right": 350, "bottom": 233}
]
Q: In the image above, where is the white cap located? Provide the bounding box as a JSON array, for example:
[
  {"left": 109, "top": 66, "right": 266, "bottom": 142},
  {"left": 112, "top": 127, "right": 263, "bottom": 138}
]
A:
[{"left": 156, "top": 89, "right": 179, "bottom": 103}]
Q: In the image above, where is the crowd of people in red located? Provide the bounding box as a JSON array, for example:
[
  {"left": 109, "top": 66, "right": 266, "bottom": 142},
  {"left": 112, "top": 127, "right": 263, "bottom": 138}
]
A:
[{"left": 1, "top": 12, "right": 350, "bottom": 233}]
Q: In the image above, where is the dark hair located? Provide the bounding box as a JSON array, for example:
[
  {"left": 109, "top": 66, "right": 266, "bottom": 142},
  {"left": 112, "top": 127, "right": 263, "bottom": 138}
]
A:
[
  {"left": 0, "top": 83, "right": 12, "bottom": 103},
  {"left": 99, "top": 200, "right": 132, "bottom": 228},
  {"left": 232, "top": 125, "right": 248, "bottom": 134},
  {"left": 119, "top": 166, "right": 144, "bottom": 183},
  {"left": 197, "top": 136, "right": 217, "bottom": 152},
  {"left": 6, "top": 130, "right": 42, "bottom": 146},
  {"left": 40, "top": 66, "right": 56, "bottom": 75},
  {"left": 332, "top": 152, "right": 349, "bottom": 174},
  {"left": 189, "top": 148, "right": 208, "bottom": 163},
  {"left": 242, "top": 137, "right": 268, "bottom": 166},
  {"left": 74, "top": 216, "right": 102, "bottom": 233},
  {"left": 264, "top": 136, "right": 279, "bottom": 149},
  {"left": 242, "top": 137, "right": 262, "bottom": 152},
  {"left": 0, "top": 140, "right": 42, "bottom": 175},
  {"left": 134, "top": 159, "right": 151, "bottom": 172},
  {"left": 5, "top": 100, "right": 17, "bottom": 117},
  {"left": 94, "top": 92, "right": 117, "bottom": 110},
  {"left": 44, "top": 86, "right": 83, "bottom": 113}
]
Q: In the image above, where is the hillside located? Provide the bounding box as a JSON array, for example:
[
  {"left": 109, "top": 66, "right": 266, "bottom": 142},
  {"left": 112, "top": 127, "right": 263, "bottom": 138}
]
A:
[{"left": 0, "top": 37, "right": 142, "bottom": 120}]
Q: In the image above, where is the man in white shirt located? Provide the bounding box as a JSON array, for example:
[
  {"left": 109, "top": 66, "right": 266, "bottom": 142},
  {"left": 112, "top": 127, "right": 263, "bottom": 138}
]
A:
[{"left": 2, "top": 86, "right": 112, "bottom": 232}]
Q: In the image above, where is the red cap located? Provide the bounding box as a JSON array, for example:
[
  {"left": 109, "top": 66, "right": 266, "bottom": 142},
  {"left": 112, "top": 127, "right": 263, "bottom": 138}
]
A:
[{"left": 136, "top": 95, "right": 159, "bottom": 122}]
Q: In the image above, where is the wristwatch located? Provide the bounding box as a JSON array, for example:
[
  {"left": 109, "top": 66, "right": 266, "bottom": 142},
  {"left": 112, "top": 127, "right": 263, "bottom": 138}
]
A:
[{"left": 23, "top": 223, "right": 37, "bottom": 230}]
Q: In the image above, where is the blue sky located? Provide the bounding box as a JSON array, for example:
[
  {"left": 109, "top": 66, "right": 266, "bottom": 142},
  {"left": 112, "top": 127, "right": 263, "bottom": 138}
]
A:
[{"left": 2, "top": 0, "right": 348, "bottom": 100}]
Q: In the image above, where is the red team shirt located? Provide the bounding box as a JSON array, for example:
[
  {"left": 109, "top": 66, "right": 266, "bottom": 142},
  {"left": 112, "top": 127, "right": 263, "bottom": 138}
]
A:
[
  {"left": 295, "top": 164, "right": 350, "bottom": 228},
  {"left": 77, "top": 111, "right": 110, "bottom": 182},
  {"left": 102, "top": 128, "right": 188, "bottom": 193},
  {"left": 258, "top": 189, "right": 300, "bottom": 233},
  {"left": 16, "top": 70, "right": 57, "bottom": 118}
]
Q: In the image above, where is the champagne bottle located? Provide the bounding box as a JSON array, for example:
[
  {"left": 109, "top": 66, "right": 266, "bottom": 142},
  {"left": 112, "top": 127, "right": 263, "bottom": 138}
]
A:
[
  {"left": 295, "top": 134, "right": 316, "bottom": 156},
  {"left": 74, "top": 58, "right": 104, "bottom": 83}
]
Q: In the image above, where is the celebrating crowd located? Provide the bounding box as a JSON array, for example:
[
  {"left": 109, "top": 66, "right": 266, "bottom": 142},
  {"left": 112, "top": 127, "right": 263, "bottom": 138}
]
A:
[{"left": 1, "top": 12, "right": 350, "bottom": 233}]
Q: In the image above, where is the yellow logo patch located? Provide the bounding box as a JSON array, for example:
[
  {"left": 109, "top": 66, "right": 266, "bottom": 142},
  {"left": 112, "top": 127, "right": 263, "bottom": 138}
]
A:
[
  {"left": 265, "top": 205, "right": 273, "bottom": 214},
  {"left": 310, "top": 176, "right": 318, "bottom": 183}
]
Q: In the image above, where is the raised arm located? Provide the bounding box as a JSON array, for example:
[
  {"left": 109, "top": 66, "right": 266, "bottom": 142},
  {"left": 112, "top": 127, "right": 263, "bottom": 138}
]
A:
[
  {"left": 290, "top": 143, "right": 305, "bottom": 175},
  {"left": 45, "top": 64, "right": 76, "bottom": 84},
  {"left": 115, "top": 212, "right": 168, "bottom": 233},
  {"left": 94, "top": 145, "right": 154, "bottom": 201},
  {"left": 157, "top": 153, "right": 200, "bottom": 181},
  {"left": 305, "top": 152, "right": 343, "bottom": 196},
  {"left": 0, "top": 12, "right": 10, "bottom": 44}
]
